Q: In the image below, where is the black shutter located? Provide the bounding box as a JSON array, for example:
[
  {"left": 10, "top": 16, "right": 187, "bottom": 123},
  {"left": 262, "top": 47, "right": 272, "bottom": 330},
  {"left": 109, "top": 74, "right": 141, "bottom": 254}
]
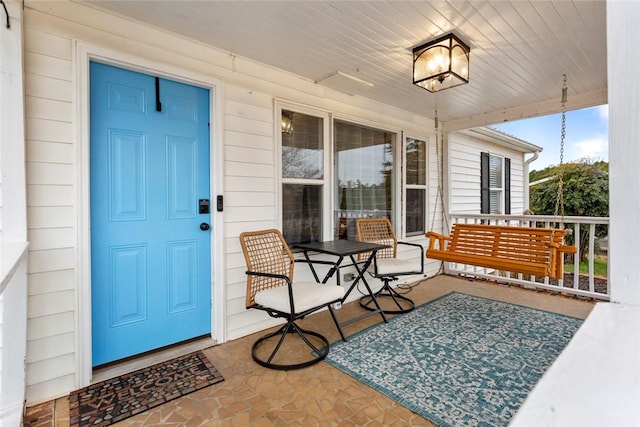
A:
[
  {"left": 504, "top": 158, "right": 511, "bottom": 214},
  {"left": 480, "top": 152, "right": 490, "bottom": 214}
]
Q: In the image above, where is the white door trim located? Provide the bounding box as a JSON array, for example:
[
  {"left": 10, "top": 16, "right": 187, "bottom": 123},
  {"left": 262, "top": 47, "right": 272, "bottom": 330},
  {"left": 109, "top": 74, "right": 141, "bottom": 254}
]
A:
[{"left": 74, "top": 41, "right": 226, "bottom": 387}]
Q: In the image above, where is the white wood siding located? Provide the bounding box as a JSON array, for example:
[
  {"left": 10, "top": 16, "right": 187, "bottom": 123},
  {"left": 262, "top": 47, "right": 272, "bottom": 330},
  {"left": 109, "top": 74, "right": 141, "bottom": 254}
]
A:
[
  {"left": 448, "top": 131, "right": 527, "bottom": 215},
  {"left": 22, "top": 0, "right": 435, "bottom": 403}
]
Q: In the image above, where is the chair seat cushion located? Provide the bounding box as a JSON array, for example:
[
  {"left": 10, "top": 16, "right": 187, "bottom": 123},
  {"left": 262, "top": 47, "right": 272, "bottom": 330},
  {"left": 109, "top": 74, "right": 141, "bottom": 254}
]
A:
[
  {"left": 254, "top": 281, "right": 345, "bottom": 314},
  {"left": 371, "top": 258, "right": 419, "bottom": 276}
]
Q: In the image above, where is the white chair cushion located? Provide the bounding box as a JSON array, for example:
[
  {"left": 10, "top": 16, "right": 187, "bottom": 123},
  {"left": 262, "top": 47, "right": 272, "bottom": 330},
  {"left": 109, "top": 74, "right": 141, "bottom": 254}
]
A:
[
  {"left": 370, "top": 258, "right": 418, "bottom": 276},
  {"left": 254, "top": 281, "right": 345, "bottom": 314}
]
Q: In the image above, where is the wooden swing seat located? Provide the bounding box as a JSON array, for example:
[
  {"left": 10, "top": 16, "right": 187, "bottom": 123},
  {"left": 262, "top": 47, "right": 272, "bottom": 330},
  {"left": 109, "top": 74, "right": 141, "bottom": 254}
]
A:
[{"left": 425, "top": 223, "right": 577, "bottom": 279}]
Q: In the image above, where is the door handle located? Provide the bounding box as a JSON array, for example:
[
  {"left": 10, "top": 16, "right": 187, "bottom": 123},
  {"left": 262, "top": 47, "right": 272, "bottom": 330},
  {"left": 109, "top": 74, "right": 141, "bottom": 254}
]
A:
[{"left": 200, "top": 223, "right": 210, "bottom": 231}]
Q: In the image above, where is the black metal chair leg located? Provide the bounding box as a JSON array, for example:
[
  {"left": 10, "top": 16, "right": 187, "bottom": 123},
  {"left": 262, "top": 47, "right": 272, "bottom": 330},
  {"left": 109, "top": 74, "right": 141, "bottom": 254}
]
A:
[
  {"left": 251, "top": 320, "right": 330, "bottom": 370},
  {"left": 359, "top": 281, "right": 415, "bottom": 314}
]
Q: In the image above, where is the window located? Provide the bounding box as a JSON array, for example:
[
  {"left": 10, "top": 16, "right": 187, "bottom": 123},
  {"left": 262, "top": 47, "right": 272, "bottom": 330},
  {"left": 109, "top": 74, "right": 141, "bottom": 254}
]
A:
[
  {"left": 405, "top": 136, "right": 427, "bottom": 235},
  {"left": 334, "top": 120, "right": 396, "bottom": 239},
  {"left": 481, "top": 152, "right": 511, "bottom": 214},
  {"left": 281, "top": 109, "right": 326, "bottom": 245}
]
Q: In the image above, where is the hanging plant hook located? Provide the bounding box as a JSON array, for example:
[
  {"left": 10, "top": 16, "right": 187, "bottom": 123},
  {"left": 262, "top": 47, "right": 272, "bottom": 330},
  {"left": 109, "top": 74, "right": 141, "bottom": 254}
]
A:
[{"left": 1, "top": 0, "right": 10, "bottom": 29}]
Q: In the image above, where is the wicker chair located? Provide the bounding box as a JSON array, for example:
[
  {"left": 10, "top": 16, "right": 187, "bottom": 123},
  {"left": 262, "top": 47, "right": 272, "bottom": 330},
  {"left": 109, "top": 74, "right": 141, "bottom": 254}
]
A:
[
  {"left": 239, "top": 229, "right": 345, "bottom": 370},
  {"left": 356, "top": 218, "right": 424, "bottom": 314}
]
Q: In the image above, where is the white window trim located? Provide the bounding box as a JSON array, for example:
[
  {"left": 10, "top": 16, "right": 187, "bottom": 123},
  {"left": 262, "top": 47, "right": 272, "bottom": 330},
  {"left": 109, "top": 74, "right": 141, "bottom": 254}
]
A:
[
  {"left": 489, "top": 153, "right": 505, "bottom": 214},
  {"left": 275, "top": 100, "right": 332, "bottom": 240},
  {"left": 332, "top": 113, "right": 403, "bottom": 233},
  {"left": 403, "top": 132, "right": 430, "bottom": 239}
]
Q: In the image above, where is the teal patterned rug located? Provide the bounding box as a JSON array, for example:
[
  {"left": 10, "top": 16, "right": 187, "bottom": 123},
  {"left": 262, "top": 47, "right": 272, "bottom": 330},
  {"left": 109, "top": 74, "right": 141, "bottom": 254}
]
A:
[{"left": 326, "top": 292, "right": 583, "bottom": 427}]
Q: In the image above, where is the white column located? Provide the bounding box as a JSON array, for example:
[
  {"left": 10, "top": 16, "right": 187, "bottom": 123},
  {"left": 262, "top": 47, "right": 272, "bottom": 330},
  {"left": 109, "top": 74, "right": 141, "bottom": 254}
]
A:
[{"left": 608, "top": 0, "right": 640, "bottom": 306}]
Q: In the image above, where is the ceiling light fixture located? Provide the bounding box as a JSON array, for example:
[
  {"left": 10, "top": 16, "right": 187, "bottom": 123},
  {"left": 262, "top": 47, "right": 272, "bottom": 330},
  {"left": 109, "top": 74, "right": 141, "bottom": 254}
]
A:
[{"left": 413, "top": 33, "right": 470, "bottom": 93}]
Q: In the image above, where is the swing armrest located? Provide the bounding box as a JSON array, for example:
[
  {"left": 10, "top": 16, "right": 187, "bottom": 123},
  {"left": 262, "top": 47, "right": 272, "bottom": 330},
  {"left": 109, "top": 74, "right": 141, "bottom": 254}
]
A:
[
  {"left": 425, "top": 231, "right": 450, "bottom": 251},
  {"left": 559, "top": 245, "right": 577, "bottom": 254}
]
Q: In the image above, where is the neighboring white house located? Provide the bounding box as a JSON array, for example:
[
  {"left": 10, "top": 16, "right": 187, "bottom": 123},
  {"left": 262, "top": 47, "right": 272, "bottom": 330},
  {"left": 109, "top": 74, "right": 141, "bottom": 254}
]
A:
[
  {"left": 447, "top": 127, "right": 541, "bottom": 216},
  {"left": 1, "top": 1, "right": 639, "bottom": 426}
]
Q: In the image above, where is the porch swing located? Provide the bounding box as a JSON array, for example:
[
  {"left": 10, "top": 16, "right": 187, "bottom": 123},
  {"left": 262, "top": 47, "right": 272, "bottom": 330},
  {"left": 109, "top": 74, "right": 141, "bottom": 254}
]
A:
[{"left": 425, "top": 76, "right": 577, "bottom": 279}]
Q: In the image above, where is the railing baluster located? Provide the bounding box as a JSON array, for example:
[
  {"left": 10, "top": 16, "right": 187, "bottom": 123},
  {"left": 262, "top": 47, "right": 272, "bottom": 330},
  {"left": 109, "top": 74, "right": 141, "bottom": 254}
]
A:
[{"left": 589, "top": 224, "right": 596, "bottom": 293}]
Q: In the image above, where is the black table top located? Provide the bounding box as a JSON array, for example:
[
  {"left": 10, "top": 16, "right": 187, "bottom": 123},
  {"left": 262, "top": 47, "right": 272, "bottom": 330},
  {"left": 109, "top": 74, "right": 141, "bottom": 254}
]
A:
[{"left": 294, "top": 239, "right": 390, "bottom": 257}]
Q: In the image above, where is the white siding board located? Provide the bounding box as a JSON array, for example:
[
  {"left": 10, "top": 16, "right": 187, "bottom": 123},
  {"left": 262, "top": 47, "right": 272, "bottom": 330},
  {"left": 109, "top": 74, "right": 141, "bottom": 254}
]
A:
[
  {"left": 224, "top": 192, "right": 274, "bottom": 207},
  {"left": 24, "top": 28, "right": 73, "bottom": 60},
  {"left": 26, "top": 97, "right": 73, "bottom": 122},
  {"left": 28, "top": 270, "right": 75, "bottom": 296},
  {"left": 225, "top": 145, "right": 273, "bottom": 164},
  {"left": 28, "top": 249, "right": 75, "bottom": 274},
  {"left": 225, "top": 84, "right": 273, "bottom": 109},
  {"left": 28, "top": 206, "right": 75, "bottom": 229},
  {"left": 28, "top": 228, "right": 75, "bottom": 251},
  {"left": 27, "top": 312, "right": 75, "bottom": 342},
  {"left": 225, "top": 99, "right": 273, "bottom": 123},
  {"left": 24, "top": 51, "right": 72, "bottom": 81},
  {"left": 25, "top": 354, "right": 75, "bottom": 387},
  {"left": 28, "top": 290, "right": 74, "bottom": 319},
  {"left": 25, "top": 74, "right": 73, "bottom": 103},
  {"left": 225, "top": 221, "right": 276, "bottom": 238},
  {"left": 27, "top": 185, "right": 74, "bottom": 207},
  {"left": 225, "top": 130, "right": 272, "bottom": 150},
  {"left": 26, "top": 117, "right": 73, "bottom": 144},
  {"left": 226, "top": 161, "right": 274, "bottom": 178},
  {"left": 26, "top": 332, "right": 75, "bottom": 363},
  {"left": 225, "top": 176, "right": 275, "bottom": 193},
  {"left": 27, "top": 140, "right": 74, "bottom": 164},
  {"left": 26, "top": 374, "right": 76, "bottom": 406},
  {"left": 224, "top": 206, "right": 276, "bottom": 223},
  {"left": 27, "top": 162, "right": 74, "bottom": 185},
  {"left": 225, "top": 115, "right": 273, "bottom": 137}
]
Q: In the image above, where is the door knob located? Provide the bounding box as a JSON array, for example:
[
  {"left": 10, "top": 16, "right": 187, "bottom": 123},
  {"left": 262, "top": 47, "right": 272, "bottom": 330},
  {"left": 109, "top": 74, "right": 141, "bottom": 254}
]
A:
[{"left": 200, "top": 222, "right": 210, "bottom": 231}]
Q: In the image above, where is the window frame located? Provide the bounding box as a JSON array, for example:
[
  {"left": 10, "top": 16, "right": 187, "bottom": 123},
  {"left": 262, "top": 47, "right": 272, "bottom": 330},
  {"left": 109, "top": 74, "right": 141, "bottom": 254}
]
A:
[
  {"left": 276, "top": 101, "right": 331, "bottom": 243},
  {"left": 332, "top": 114, "right": 402, "bottom": 238},
  {"left": 481, "top": 152, "right": 511, "bottom": 215},
  {"left": 403, "top": 133, "right": 429, "bottom": 237}
]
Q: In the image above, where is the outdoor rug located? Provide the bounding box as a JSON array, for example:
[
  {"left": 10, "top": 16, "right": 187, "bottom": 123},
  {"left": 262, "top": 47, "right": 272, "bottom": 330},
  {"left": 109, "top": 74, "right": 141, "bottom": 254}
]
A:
[
  {"left": 325, "top": 292, "right": 583, "bottom": 427},
  {"left": 69, "top": 350, "right": 224, "bottom": 426}
]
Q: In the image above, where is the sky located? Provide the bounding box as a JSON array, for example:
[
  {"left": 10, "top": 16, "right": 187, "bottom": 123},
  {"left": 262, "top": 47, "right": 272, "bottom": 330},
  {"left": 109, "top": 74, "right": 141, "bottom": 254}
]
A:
[{"left": 492, "top": 104, "right": 609, "bottom": 171}]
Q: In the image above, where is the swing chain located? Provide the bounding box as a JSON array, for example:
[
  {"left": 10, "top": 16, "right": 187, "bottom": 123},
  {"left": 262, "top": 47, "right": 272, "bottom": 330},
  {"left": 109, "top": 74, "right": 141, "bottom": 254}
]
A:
[
  {"left": 554, "top": 74, "right": 567, "bottom": 221},
  {"left": 430, "top": 108, "right": 441, "bottom": 230}
]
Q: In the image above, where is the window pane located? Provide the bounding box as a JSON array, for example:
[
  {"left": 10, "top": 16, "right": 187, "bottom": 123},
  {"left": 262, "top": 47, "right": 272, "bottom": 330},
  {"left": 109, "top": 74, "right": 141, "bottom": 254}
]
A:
[
  {"left": 334, "top": 121, "right": 395, "bottom": 240},
  {"left": 406, "top": 137, "right": 426, "bottom": 185},
  {"left": 281, "top": 110, "right": 323, "bottom": 179},
  {"left": 489, "top": 155, "right": 502, "bottom": 188},
  {"left": 406, "top": 188, "right": 425, "bottom": 235},
  {"left": 282, "top": 184, "right": 322, "bottom": 245},
  {"left": 490, "top": 190, "right": 501, "bottom": 214}
]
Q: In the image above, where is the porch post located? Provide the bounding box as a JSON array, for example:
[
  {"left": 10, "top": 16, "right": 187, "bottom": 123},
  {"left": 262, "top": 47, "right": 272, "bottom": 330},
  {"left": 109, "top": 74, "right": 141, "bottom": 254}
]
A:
[{"left": 608, "top": 0, "right": 640, "bottom": 306}]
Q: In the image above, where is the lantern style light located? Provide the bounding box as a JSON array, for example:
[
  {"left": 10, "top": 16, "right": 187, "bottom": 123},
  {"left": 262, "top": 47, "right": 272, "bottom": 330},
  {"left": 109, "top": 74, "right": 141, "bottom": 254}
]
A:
[{"left": 413, "top": 33, "right": 470, "bottom": 93}]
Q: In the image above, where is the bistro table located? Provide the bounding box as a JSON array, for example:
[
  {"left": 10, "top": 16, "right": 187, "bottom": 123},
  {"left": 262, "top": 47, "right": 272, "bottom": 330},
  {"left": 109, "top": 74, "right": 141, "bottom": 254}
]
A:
[{"left": 294, "top": 239, "right": 390, "bottom": 340}]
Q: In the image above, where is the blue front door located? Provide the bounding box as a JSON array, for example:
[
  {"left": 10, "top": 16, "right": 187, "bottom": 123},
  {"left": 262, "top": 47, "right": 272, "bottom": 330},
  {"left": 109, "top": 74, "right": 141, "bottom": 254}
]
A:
[{"left": 90, "top": 62, "right": 211, "bottom": 366}]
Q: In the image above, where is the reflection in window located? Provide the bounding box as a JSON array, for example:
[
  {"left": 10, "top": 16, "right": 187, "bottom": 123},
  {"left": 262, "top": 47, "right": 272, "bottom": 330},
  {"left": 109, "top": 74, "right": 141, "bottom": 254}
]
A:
[
  {"left": 334, "top": 120, "right": 395, "bottom": 239},
  {"left": 281, "top": 110, "right": 324, "bottom": 244},
  {"left": 282, "top": 184, "right": 322, "bottom": 245}
]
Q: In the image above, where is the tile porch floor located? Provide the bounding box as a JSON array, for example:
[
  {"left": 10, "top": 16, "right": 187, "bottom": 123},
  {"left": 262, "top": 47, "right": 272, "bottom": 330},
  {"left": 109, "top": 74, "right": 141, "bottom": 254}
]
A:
[{"left": 24, "top": 275, "right": 595, "bottom": 426}]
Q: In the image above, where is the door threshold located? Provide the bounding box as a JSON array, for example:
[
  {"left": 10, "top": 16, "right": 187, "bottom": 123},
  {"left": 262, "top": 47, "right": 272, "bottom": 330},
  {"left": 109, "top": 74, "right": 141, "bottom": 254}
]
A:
[{"left": 91, "top": 335, "right": 217, "bottom": 384}]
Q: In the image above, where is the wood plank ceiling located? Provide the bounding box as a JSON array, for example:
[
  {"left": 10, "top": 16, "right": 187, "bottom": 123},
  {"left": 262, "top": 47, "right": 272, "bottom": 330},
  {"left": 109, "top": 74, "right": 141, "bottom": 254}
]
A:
[{"left": 83, "top": 0, "right": 607, "bottom": 129}]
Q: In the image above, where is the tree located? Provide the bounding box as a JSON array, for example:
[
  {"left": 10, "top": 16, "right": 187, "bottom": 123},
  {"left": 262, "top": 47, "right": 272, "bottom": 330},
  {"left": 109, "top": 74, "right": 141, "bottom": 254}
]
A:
[{"left": 530, "top": 159, "right": 608, "bottom": 260}]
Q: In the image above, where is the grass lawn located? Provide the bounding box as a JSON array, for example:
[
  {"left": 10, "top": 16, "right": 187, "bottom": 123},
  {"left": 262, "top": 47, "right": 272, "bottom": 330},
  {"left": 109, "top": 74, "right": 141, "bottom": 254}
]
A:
[{"left": 565, "top": 257, "right": 608, "bottom": 277}]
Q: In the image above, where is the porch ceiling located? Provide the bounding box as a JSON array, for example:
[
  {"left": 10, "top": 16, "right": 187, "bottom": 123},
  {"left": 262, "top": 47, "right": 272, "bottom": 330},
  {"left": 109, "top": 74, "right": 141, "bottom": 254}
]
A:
[{"left": 81, "top": 0, "right": 607, "bottom": 128}]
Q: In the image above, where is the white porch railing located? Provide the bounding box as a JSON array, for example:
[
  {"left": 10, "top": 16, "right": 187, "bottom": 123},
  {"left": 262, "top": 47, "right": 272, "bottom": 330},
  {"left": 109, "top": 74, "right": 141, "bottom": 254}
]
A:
[{"left": 444, "top": 214, "right": 610, "bottom": 301}]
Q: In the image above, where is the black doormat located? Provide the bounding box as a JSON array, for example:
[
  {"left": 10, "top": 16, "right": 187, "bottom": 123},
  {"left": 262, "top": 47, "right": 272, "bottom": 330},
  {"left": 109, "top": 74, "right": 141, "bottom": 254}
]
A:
[{"left": 69, "top": 350, "right": 224, "bottom": 426}]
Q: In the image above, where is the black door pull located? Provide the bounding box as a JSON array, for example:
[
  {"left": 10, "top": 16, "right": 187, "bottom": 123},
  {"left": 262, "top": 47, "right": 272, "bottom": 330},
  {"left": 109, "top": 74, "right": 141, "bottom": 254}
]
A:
[{"left": 200, "top": 223, "right": 210, "bottom": 231}]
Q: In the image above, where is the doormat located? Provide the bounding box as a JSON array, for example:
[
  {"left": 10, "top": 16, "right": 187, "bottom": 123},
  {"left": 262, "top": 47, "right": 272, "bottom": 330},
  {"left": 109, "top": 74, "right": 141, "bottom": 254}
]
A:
[
  {"left": 69, "top": 350, "right": 224, "bottom": 426},
  {"left": 325, "top": 292, "right": 583, "bottom": 427}
]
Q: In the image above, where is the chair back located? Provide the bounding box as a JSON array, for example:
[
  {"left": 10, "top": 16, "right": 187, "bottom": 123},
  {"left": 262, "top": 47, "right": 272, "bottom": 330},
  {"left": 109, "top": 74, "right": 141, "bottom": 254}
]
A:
[
  {"left": 239, "top": 229, "right": 295, "bottom": 308},
  {"left": 356, "top": 218, "right": 397, "bottom": 260}
]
